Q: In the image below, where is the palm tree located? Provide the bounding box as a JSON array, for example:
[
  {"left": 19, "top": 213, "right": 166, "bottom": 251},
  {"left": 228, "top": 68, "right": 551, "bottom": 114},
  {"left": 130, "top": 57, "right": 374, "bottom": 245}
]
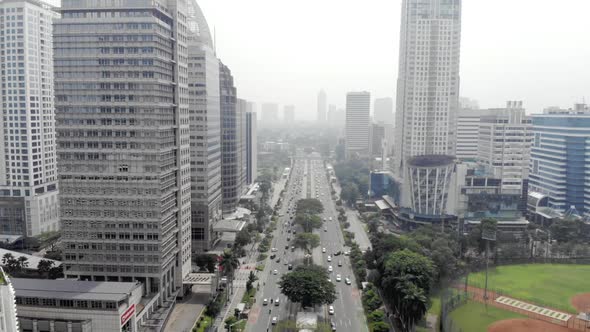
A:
[
  {"left": 17, "top": 256, "right": 29, "bottom": 270},
  {"left": 219, "top": 250, "right": 240, "bottom": 298},
  {"left": 1, "top": 253, "right": 14, "bottom": 266}
]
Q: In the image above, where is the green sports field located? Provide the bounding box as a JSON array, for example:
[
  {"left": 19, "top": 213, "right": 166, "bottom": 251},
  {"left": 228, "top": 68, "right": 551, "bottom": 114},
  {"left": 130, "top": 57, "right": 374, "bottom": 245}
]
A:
[
  {"left": 468, "top": 264, "right": 590, "bottom": 313},
  {"left": 449, "top": 300, "right": 526, "bottom": 332}
]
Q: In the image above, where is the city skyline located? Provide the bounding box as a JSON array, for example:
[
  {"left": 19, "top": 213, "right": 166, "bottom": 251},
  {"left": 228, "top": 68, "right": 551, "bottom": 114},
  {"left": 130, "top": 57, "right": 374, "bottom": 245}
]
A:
[{"left": 200, "top": 0, "right": 590, "bottom": 120}]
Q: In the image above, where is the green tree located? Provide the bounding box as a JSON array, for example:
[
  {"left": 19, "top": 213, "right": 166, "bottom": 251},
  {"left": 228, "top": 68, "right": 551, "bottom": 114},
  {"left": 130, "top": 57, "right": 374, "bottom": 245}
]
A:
[
  {"left": 294, "top": 214, "right": 323, "bottom": 233},
  {"left": 194, "top": 253, "right": 217, "bottom": 273},
  {"left": 340, "top": 183, "right": 360, "bottom": 206},
  {"left": 370, "top": 321, "right": 391, "bottom": 332},
  {"left": 293, "top": 233, "right": 320, "bottom": 254},
  {"left": 234, "top": 228, "right": 251, "bottom": 248},
  {"left": 278, "top": 265, "right": 337, "bottom": 308},
  {"left": 380, "top": 249, "right": 435, "bottom": 332},
  {"left": 550, "top": 217, "right": 582, "bottom": 243},
  {"left": 296, "top": 199, "right": 324, "bottom": 214},
  {"left": 37, "top": 260, "right": 54, "bottom": 277},
  {"left": 220, "top": 250, "right": 240, "bottom": 277}
]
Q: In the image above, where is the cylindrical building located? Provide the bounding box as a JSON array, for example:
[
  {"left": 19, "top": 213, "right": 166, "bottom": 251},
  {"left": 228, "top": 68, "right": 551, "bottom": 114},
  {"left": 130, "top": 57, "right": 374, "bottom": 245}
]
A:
[{"left": 407, "top": 155, "right": 455, "bottom": 216}]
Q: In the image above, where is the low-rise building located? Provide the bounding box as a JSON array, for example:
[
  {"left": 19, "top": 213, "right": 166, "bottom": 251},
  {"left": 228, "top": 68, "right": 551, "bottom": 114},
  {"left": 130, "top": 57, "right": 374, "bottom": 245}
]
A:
[{"left": 13, "top": 279, "right": 142, "bottom": 332}]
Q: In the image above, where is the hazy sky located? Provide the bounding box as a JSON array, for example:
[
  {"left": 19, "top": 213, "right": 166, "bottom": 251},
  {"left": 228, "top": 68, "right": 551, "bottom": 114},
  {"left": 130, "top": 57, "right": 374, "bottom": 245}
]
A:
[{"left": 199, "top": 0, "right": 590, "bottom": 120}]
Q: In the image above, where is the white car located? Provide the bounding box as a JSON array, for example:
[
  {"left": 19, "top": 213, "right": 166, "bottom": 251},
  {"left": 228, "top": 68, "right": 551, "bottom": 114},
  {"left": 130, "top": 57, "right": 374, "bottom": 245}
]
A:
[
  {"left": 336, "top": 274, "right": 341, "bottom": 282},
  {"left": 344, "top": 251, "right": 350, "bottom": 256},
  {"left": 271, "top": 248, "right": 278, "bottom": 252},
  {"left": 263, "top": 298, "right": 268, "bottom": 305},
  {"left": 328, "top": 305, "right": 335, "bottom": 315},
  {"left": 275, "top": 298, "right": 280, "bottom": 306},
  {"left": 273, "top": 269, "right": 278, "bottom": 275},
  {"left": 272, "top": 317, "right": 277, "bottom": 325},
  {"left": 329, "top": 217, "right": 333, "bottom": 221},
  {"left": 328, "top": 265, "right": 333, "bottom": 272},
  {"left": 327, "top": 277, "right": 332, "bottom": 282},
  {"left": 327, "top": 255, "right": 332, "bottom": 262},
  {"left": 345, "top": 277, "right": 351, "bottom": 285},
  {"left": 322, "top": 247, "right": 326, "bottom": 253}
]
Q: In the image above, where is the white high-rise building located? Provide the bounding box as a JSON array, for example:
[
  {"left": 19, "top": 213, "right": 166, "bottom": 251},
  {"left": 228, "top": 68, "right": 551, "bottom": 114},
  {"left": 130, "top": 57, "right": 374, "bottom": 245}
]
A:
[
  {"left": 0, "top": 267, "right": 18, "bottom": 332},
  {"left": 187, "top": 1, "right": 222, "bottom": 253},
  {"left": 456, "top": 108, "right": 494, "bottom": 160},
  {"left": 317, "top": 89, "right": 327, "bottom": 123},
  {"left": 478, "top": 101, "right": 532, "bottom": 196},
  {"left": 245, "top": 110, "right": 257, "bottom": 185},
  {"left": 345, "top": 92, "right": 371, "bottom": 159},
  {"left": 55, "top": 0, "right": 192, "bottom": 299},
  {"left": 394, "top": 0, "right": 462, "bottom": 173},
  {"left": 0, "top": 0, "right": 59, "bottom": 237}
]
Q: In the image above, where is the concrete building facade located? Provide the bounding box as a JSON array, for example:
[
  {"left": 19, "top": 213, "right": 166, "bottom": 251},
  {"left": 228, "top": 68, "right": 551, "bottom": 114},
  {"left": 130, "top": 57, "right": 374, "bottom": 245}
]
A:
[
  {"left": 0, "top": 0, "right": 59, "bottom": 237},
  {"left": 478, "top": 101, "right": 532, "bottom": 197},
  {"left": 345, "top": 92, "right": 371, "bottom": 159},
  {"left": 373, "top": 97, "right": 394, "bottom": 125},
  {"left": 187, "top": 3, "right": 222, "bottom": 253},
  {"left": 455, "top": 108, "right": 494, "bottom": 160},
  {"left": 317, "top": 89, "right": 327, "bottom": 123},
  {"left": 394, "top": 0, "right": 462, "bottom": 173},
  {"left": 245, "top": 111, "right": 257, "bottom": 185},
  {"left": 55, "top": 0, "right": 192, "bottom": 298}
]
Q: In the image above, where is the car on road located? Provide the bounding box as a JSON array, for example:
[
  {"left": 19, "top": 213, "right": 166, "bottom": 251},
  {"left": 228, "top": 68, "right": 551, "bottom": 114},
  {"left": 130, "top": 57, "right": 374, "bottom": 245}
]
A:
[
  {"left": 322, "top": 247, "right": 326, "bottom": 253},
  {"left": 327, "top": 277, "right": 331, "bottom": 282},
  {"left": 263, "top": 298, "right": 268, "bottom": 305},
  {"left": 285, "top": 245, "right": 289, "bottom": 249},
  {"left": 331, "top": 320, "right": 337, "bottom": 331},
  {"left": 288, "top": 264, "right": 293, "bottom": 270},
  {"left": 334, "top": 251, "right": 342, "bottom": 256},
  {"left": 338, "top": 260, "right": 342, "bottom": 267},
  {"left": 327, "top": 255, "right": 332, "bottom": 262},
  {"left": 345, "top": 277, "right": 351, "bottom": 285},
  {"left": 276, "top": 257, "right": 281, "bottom": 263},
  {"left": 324, "top": 227, "right": 327, "bottom": 232},
  {"left": 272, "top": 317, "right": 277, "bottom": 325},
  {"left": 328, "top": 265, "right": 333, "bottom": 272},
  {"left": 271, "top": 248, "right": 277, "bottom": 252},
  {"left": 275, "top": 298, "right": 280, "bottom": 306},
  {"left": 273, "top": 269, "right": 278, "bottom": 275},
  {"left": 344, "top": 251, "right": 350, "bottom": 256},
  {"left": 329, "top": 217, "right": 333, "bottom": 221},
  {"left": 335, "top": 274, "right": 341, "bottom": 282},
  {"left": 328, "top": 305, "right": 335, "bottom": 315}
]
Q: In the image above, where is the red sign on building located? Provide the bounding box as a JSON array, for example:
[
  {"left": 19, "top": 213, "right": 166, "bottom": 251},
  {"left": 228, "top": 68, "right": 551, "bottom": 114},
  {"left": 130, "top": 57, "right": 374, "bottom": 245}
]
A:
[{"left": 121, "top": 304, "right": 136, "bottom": 326}]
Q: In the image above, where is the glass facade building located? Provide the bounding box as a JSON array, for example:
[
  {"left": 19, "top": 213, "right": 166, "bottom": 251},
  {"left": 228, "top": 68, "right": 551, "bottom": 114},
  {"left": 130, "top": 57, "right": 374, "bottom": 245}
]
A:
[{"left": 529, "top": 108, "right": 590, "bottom": 216}]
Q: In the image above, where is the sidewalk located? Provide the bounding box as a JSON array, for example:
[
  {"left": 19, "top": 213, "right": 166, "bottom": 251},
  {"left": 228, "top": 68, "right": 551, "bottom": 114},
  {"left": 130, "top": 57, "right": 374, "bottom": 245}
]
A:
[{"left": 212, "top": 177, "right": 288, "bottom": 331}]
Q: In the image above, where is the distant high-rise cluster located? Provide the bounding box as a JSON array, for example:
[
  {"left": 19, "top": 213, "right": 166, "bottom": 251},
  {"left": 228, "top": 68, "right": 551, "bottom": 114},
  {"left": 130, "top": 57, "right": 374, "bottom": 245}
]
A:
[{"left": 345, "top": 92, "right": 371, "bottom": 159}]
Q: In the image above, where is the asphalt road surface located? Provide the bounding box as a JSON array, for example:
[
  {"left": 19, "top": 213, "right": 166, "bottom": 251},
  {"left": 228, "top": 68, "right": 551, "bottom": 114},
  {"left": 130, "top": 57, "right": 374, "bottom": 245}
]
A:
[{"left": 246, "top": 153, "right": 368, "bottom": 332}]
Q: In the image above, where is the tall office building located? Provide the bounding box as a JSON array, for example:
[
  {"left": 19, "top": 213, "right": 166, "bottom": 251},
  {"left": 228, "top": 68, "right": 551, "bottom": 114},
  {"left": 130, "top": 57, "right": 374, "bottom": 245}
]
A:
[
  {"left": 370, "top": 123, "right": 386, "bottom": 158},
  {"left": 528, "top": 104, "right": 590, "bottom": 217},
  {"left": 55, "top": 0, "right": 192, "bottom": 298},
  {"left": 283, "top": 105, "right": 295, "bottom": 123},
  {"left": 260, "top": 103, "right": 279, "bottom": 126},
  {"left": 0, "top": 267, "right": 18, "bottom": 332},
  {"left": 327, "top": 104, "right": 337, "bottom": 126},
  {"left": 317, "top": 89, "right": 327, "bottom": 123},
  {"left": 374, "top": 97, "right": 394, "bottom": 124},
  {"left": 187, "top": 1, "right": 222, "bottom": 253},
  {"left": 237, "top": 99, "right": 248, "bottom": 196},
  {"left": 345, "top": 92, "right": 371, "bottom": 159},
  {"left": 394, "top": 0, "right": 462, "bottom": 173},
  {"left": 455, "top": 108, "right": 494, "bottom": 160},
  {"left": 478, "top": 102, "right": 532, "bottom": 196},
  {"left": 0, "top": 0, "right": 59, "bottom": 237},
  {"left": 220, "top": 63, "right": 242, "bottom": 215},
  {"left": 245, "top": 110, "right": 258, "bottom": 185}
]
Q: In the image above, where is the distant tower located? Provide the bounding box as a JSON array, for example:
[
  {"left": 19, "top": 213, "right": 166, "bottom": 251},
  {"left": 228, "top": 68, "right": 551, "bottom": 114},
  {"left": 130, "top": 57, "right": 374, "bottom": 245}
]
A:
[
  {"left": 317, "top": 90, "right": 327, "bottom": 123},
  {"left": 345, "top": 92, "right": 371, "bottom": 159},
  {"left": 283, "top": 105, "right": 295, "bottom": 123}
]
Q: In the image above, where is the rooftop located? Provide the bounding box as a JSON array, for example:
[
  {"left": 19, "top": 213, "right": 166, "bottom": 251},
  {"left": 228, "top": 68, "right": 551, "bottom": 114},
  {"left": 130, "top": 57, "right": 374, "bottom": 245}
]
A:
[
  {"left": 0, "top": 248, "right": 62, "bottom": 270},
  {"left": 12, "top": 278, "right": 140, "bottom": 302}
]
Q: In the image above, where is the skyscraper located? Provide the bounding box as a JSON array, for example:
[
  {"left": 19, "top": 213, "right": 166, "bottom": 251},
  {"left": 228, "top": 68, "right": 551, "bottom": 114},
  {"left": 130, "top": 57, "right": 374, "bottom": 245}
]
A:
[
  {"left": 187, "top": 1, "right": 222, "bottom": 253},
  {"left": 373, "top": 97, "right": 394, "bottom": 124},
  {"left": 345, "top": 92, "right": 371, "bottom": 159},
  {"left": 394, "top": 0, "right": 462, "bottom": 173},
  {"left": 327, "top": 104, "right": 337, "bottom": 126},
  {"left": 0, "top": 0, "right": 59, "bottom": 237},
  {"left": 317, "top": 89, "right": 327, "bottom": 123},
  {"left": 260, "top": 103, "right": 279, "bottom": 126},
  {"left": 237, "top": 99, "right": 248, "bottom": 197},
  {"left": 55, "top": 0, "right": 192, "bottom": 298},
  {"left": 283, "top": 105, "right": 295, "bottom": 123},
  {"left": 246, "top": 110, "right": 258, "bottom": 185},
  {"left": 220, "top": 63, "right": 242, "bottom": 215}
]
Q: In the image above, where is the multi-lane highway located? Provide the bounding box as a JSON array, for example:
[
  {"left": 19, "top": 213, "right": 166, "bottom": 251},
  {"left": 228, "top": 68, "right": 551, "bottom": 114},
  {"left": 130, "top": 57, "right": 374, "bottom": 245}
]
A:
[{"left": 246, "top": 153, "right": 368, "bottom": 332}]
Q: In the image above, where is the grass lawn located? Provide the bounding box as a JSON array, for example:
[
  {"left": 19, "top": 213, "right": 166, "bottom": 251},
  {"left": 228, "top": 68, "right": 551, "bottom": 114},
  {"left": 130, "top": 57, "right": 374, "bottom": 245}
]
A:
[
  {"left": 429, "top": 294, "right": 441, "bottom": 315},
  {"left": 468, "top": 264, "right": 590, "bottom": 312},
  {"left": 449, "top": 300, "right": 525, "bottom": 332},
  {"left": 192, "top": 315, "right": 212, "bottom": 332}
]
